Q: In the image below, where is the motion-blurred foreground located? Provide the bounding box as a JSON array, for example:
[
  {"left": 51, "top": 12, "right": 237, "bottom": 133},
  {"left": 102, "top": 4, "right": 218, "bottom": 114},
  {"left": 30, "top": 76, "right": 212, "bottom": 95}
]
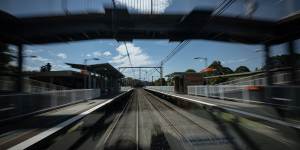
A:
[{"left": 0, "top": 0, "right": 300, "bottom": 150}]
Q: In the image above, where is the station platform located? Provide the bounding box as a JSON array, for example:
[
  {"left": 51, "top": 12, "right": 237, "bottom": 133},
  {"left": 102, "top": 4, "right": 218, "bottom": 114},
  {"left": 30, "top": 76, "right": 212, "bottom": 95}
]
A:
[
  {"left": 145, "top": 88, "right": 300, "bottom": 129},
  {"left": 0, "top": 98, "right": 109, "bottom": 149}
]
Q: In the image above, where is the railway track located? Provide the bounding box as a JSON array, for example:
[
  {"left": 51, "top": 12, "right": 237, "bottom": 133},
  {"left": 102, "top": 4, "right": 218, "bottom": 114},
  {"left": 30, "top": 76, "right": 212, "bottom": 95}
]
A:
[
  {"left": 143, "top": 89, "right": 233, "bottom": 149},
  {"left": 13, "top": 88, "right": 299, "bottom": 150},
  {"left": 99, "top": 92, "right": 139, "bottom": 150}
]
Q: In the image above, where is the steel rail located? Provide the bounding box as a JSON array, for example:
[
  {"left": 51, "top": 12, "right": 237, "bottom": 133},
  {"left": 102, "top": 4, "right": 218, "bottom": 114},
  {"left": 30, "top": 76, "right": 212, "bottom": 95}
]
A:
[{"left": 145, "top": 91, "right": 217, "bottom": 138}]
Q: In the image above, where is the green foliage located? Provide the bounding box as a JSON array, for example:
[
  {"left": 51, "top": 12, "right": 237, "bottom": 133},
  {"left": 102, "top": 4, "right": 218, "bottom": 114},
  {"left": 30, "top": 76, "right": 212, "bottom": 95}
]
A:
[
  {"left": 223, "top": 67, "right": 234, "bottom": 74},
  {"left": 209, "top": 61, "right": 222, "bottom": 70},
  {"left": 40, "top": 63, "right": 52, "bottom": 72},
  {"left": 204, "top": 60, "right": 250, "bottom": 84},
  {"left": 185, "top": 69, "right": 196, "bottom": 73},
  {"left": 207, "top": 61, "right": 233, "bottom": 76},
  {"left": 166, "top": 77, "right": 174, "bottom": 86},
  {"left": 235, "top": 66, "right": 250, "bottom": 73},
  {"left": 154, "top": 78, "right": 166, "bottom": 86}
]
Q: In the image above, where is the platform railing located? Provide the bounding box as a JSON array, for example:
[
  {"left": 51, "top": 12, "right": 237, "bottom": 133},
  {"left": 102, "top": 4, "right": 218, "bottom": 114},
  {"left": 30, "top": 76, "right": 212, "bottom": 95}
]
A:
[
  {"left": 0, "top": 89, "right": 101, "bottom": 120},
  {"left": 145, "top": 86, "right": 174, "bottom": 93},
  {"left": 0, "top": 77, "right": 70, "bottom": 93},
  {"left": 218, "top": 71, "right": 296, "bottom": 86},
  {"left": 121, "top": 86, "right": 133, "bottom": 92},
  {"left": 187, "top": 85, "right": 300, "bottom": 105},
  {"left": 145, "top": 85, "right": 299, "bottom": 106}
]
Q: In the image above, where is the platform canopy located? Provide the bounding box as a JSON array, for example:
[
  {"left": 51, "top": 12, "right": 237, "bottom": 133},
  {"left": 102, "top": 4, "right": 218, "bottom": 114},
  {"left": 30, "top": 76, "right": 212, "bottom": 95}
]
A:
[
  {"left": 66, "top": 63, "right": 124, "bottom": 78},
  {"left": 1, "top": 8, "right": 299, "bottom": 45}
]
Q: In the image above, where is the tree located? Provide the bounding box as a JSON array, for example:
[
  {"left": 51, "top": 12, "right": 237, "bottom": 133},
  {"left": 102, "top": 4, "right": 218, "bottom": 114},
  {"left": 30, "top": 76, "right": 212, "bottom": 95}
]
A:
[
  {"left": 209, "top": 61, "right": 222, "bottom": 70},
  {"left": 40, "top": 63, "right": 52, "bottom": 72},
  {"left": 154, "top": 78, "right": 166, "bottom": 86},
  {"left": 235, "top": 66, "right": 250, "bottom": 73},
  {"left": 207, "top": 61, "right": 234, "bottom": 75},
  {"left": 222, "top": 67, "right": 234, "bottom": 74},
  {"left": 185, "top": 69, "right": 196, "bottom": 73},
  {"left": 202, "top": 60, "right": 235, "bottom": 84},
  {"left": 166, "top": 77, "right": 174, "bottom": 86}
]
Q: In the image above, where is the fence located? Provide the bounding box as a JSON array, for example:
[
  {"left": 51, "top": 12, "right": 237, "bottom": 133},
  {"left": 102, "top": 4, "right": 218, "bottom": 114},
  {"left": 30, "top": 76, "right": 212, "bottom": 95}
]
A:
[
  {"left": 145, "top": 85, "right": 299, "bottom": 106},
  {"left": 0, "top": 77, "right": 70, "bottom": 93},
  {"left": 0, "top": 89, "right": 101, "bottom": 120},
  {"left": 187, "top": 85, "right": 299, "bottom": 104},
  {"left": 217, "top": 73, "right": 265, "bottom": 85},
  {"left": 121, "top": 86, "right": 133, "bottom": 92},
  {"left": 145, "top": 86, "right": 174, "bottom": 93},
  {"left": 218, "top": 71, "right": 296, "bottom": 86}
]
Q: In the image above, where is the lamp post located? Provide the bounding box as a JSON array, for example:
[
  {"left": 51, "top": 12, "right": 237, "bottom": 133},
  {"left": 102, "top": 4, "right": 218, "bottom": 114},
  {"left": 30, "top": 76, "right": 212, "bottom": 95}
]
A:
[
  {"left": 11, "top": 53, "right": 37, "bottom": 92},
  {"left": 84, "top": 58, "right": 100, "bottom": 89}
]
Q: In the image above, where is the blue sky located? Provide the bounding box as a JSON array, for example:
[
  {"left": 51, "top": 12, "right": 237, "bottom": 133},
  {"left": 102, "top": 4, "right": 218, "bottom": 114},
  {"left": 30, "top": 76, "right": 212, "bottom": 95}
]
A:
[{"left": 2, "top": 0, "right": 300, "bottom": 80}]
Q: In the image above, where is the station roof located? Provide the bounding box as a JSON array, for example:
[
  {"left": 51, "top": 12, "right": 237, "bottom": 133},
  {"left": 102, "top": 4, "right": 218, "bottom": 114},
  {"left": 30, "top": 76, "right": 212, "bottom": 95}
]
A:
[
  {"left": 0, "top": 8, "right": 299, "bottom": 45},
  {"left": 66, "top": 63, "right": 124, "bottom": 78},
  {"left": 25, "top": 70, "right": 86, "bottom": 77}
]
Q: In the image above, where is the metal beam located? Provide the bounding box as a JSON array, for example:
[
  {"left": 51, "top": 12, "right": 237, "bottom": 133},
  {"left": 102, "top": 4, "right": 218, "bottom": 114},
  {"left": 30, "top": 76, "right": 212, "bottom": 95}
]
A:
[
  {"left": 287, "top": 41, "right": 297, "bottom": 85},
  {"left": 264, "top": 44, "right": 272, "bottom": 86},
  {"left": 17, "top": 44, "right": 23, "bottom": 92},
  {"left": 1, "top": 9, "right": 299, "bottom": 45}
]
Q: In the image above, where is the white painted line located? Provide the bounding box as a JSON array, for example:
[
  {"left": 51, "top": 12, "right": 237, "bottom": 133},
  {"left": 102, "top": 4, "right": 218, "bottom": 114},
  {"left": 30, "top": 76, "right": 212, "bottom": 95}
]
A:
[
  {"left": 8, "top": 91, "right": 131, "bottom": 150},
  {"left": 146, "top": 88, "right": 300, "bottom": 130},
  {"left": 271, "top": 97, "right": 292, "bottom": 101},
  {"left": 147, "top": 89, "right": 216, "bottom": 107},
  {"left": 136, "top": 95, "right": 139, "bottom": 150},
  {"left": 225, "top": 107, "right": 300, "bottom": 129}
]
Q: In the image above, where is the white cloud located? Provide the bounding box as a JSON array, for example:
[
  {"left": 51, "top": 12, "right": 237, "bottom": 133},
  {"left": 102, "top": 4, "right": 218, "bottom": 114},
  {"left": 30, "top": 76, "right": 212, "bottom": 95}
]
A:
[
  {"left": 92, "top": 51, "right": 112, "bottom": 57},
  {"left": 24, "top": 65, "right": 39, "bottom": 71},
  {"left": 9, "top": 61, "right": 17, "bottom": 66},
  {"left": 32, "top": 56, "right": 50, "bottom": 63},
  {"left": 52, "top": 64, "right": 70, "bottom": 71},
  {"left": 93, "top": 51, "right": 102, "bottom": 57},
  {"left": 116, "top": 0, "right": 171, "bottom": 13},
  {"left": 25, "top": 49, "right": 34, "bottom": 54},
  {"left": 24, "top": 48, "right": 44, "bottom": 53},
  {"left": 86, "top": 54, "right": 91, "bottom": 57},
  {"left": 103, "top": 51, "right": 112, "bottom": 56},
  {"left": 110, "top": 43, "right": 152, "bottom": 67},
  {"left": 8, "top": 45, "right": 17, "bottom": 52},
  {"left": 57, "top": 53, "right": 67, "bottom": 59},
  {"left": 108, "top": 42, "right": 115, "bottom": 46}
]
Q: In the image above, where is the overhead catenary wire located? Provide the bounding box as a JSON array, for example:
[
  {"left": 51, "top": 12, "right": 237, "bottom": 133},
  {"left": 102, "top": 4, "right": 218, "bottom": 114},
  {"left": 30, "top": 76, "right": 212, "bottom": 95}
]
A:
[
  {"left": 213, "top": 0, "right": 236, "bottom": 16},
  {"left": 147, "top": 40, "right": 190, "bottom": 77},
  {"left": 123, "top": 42, "right": 136, "bottom": 78},
  {"left": 109, "top": 0, "right": 237, "bottom": 79},
  {"left": 148, "top": 0, "right": 237, "bottom": 78}
]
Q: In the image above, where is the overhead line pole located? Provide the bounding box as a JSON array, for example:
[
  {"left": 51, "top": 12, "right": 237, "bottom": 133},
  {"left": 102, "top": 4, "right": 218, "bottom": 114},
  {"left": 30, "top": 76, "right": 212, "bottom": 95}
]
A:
[{"left": 119, "top": 66, "right": 163, "bottom": 84}]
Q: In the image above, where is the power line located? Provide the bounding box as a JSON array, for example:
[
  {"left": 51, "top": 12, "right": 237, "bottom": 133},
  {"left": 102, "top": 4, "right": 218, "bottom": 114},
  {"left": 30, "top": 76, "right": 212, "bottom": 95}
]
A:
[
  {"left": 148, "top": 40, "right": 191, "bottom": 77},
  {"left": 123, "top": 42, "right": 136, "bottom": 78},
  {"left": 161, "top": 40, "right": 190, "bottom": 65},
  {"left": 148, "top": 0, "right": 237, "bottom": 78},
  {"left": 213, "top": 0, "right": 236, "bottom": 16}
]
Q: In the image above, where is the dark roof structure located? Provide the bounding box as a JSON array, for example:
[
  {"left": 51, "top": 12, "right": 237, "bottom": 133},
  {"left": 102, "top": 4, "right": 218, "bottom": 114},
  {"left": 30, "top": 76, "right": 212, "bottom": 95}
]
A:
[
  {"left": 25, "top": 70, "right": 85, "bottom": 77},
  {"left": 0, "top": 8, "right": 299, "bottom": 45},
  {"left": 66, "top": 63, "right": 124, "bottom": 78}
]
